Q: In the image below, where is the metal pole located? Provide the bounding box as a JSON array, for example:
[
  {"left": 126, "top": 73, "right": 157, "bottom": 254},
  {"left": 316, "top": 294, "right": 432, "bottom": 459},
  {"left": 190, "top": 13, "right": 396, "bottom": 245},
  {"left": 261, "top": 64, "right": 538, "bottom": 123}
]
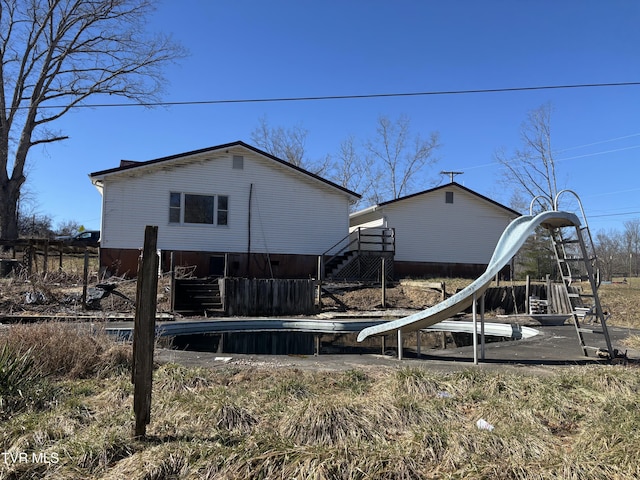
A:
[
  {"left": 480, "top": 293, "right": 486, "bottom": 361},
  {"left": 397, "top": 329, "right": 403, "bottom": 360},
  {"left": 473, "top": 291, "right": 478, "bottom": 365}
]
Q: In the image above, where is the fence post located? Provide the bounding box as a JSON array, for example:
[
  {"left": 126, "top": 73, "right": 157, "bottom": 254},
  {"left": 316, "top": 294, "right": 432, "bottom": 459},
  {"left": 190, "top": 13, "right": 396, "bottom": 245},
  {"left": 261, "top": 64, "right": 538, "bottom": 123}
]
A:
[
  {"left": 43, "top": 240, "right": 49, "bottom": 276},
  {"left": 132, "top": 226, "right": 159, "bottom": 439},
  {"left": 169, "top": 251, "right": 175, "bottom": 312},
  {"left": 317, "top": 255, "right": 323, "bottom": 309},
  {"left": 82, "top": 251, "right": 89, "bottom": 310},
  {"left": 381, "top": 257, "right": 387, "bottom": 308}
]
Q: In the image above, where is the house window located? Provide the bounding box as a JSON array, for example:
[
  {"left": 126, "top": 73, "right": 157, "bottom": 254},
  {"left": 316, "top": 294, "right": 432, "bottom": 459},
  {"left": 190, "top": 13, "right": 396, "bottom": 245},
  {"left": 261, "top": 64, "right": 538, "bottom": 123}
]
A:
[
  {"left": 169, "top": 193, "right": 229, "bottom": 226},
  {"left": 217, "top": 196, "right": 228, "bottom": 225},
  {"left": 169, "top": 192, "right": 181, "bottom": 223},
  {"left": 445, "top": 191, "right": 454, "bottom": 204},
  {"left": 184, "top": 194, "right": 215, "bottom": 224}
]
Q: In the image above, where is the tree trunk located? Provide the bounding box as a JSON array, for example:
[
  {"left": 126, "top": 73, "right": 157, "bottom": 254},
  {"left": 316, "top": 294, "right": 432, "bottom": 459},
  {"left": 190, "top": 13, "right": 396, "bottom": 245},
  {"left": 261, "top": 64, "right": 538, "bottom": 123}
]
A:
[{"left": 0, "top": 179, "right": 21, "bottom": 241}]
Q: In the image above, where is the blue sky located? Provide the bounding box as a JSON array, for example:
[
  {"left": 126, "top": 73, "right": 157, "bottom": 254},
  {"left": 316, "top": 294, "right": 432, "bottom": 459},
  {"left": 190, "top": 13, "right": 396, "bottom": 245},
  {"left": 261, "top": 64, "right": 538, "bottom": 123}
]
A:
[{"left": 27, "top": 0, "right": 640, "bottom": 234}]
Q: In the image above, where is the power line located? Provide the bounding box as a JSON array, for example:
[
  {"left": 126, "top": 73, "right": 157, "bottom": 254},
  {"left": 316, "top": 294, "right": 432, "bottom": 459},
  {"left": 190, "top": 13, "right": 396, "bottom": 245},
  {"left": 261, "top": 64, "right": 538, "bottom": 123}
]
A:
[
  {"left": 557, "top": 132, "right": 640, "bottom": 153},
  {"left": 556, "top": 144, "right": 640, "bottom": 162},
  {"left": 590, "top": 211, "right": 640, "bottom": 219},
  {"left": 30, "top": 81, "right": 640, "bottom": 110}
]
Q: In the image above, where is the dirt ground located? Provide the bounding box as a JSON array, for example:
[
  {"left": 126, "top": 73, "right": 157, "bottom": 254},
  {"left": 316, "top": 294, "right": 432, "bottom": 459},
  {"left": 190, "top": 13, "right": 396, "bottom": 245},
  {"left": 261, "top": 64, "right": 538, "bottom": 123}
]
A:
[{"left": 0, "top": 273, "right": 450, "bottom": 319}]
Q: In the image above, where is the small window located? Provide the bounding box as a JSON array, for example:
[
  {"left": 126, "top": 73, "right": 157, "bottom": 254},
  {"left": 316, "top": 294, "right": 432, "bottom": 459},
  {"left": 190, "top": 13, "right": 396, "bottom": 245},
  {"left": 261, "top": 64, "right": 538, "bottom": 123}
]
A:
[
  {"left": 184, "top": 194, "right": 214, "bottom": 224},
  {"left": 232, "top": 155, "right": 244, "bottom": 169},
  {"left": 169, "top": 192, "right": 181, "bottom": 223},
  {"left": 445, "top": 191, "right": 454, "bottom": 204},
  {"left": 217, "top": 195, "right": 228, "bottom": 225}
]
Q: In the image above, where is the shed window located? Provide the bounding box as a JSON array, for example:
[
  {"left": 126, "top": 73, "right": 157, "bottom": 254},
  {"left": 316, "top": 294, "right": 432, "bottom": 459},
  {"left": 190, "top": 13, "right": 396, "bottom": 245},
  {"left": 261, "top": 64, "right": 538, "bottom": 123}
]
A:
[{"left": 445, "top": 191, "right": 454, "bottom": 204}]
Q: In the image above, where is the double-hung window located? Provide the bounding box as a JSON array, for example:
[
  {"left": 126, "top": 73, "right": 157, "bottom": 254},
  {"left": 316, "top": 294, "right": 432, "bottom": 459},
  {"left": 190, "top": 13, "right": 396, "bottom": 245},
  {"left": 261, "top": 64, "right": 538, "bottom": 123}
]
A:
[{"left": 169, "top": 193, "right": 229, "bottom": 226}]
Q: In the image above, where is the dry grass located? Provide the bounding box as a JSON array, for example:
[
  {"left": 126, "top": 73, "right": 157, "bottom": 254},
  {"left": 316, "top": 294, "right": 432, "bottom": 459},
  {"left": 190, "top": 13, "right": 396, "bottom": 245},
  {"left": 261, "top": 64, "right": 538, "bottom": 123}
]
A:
[
  {"left": 2, "top": 349, "right": 640, "bottom": 479},
  {"left": 1, "top": 322, "right": 131, "bottom": 379},
  {"left": 598, "top": 277, "right": 640, "bottom": 328},
  {"left": 1, "top": 272, "right": 640, "bottom": 478}
]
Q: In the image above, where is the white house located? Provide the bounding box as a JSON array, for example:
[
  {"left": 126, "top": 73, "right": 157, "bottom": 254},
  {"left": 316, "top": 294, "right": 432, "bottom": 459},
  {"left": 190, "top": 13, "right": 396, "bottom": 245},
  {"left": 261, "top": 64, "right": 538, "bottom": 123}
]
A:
[
  {"left": 89, "top": 141, "right": 360, "bottom": 278},
  {"left": 349, "top": 182, "right": 520, "bottom": 278}
]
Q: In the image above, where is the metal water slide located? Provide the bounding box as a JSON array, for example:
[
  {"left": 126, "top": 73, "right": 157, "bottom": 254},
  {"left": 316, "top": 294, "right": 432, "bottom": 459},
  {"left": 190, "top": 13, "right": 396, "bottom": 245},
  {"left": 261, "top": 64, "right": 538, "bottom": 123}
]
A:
[{"left": 356, "top": 210, "right": 583, "bottom": 343}]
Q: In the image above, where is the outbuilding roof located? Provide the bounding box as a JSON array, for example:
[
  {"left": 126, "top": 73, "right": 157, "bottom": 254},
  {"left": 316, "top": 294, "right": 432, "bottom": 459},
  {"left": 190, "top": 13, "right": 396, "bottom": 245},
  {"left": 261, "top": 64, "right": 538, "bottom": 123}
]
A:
[{"left": 351, "top": 182, "right": 521, "bottom": 218}]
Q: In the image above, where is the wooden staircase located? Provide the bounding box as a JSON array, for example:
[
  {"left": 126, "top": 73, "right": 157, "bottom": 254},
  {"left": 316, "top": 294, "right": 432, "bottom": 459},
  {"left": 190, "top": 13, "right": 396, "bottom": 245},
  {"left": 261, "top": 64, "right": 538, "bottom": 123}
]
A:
[
  {"left": 322, "top": 227, "right": 395, "bottom": 281},
  {"left": 172, "top": 278, "right": 223, "bottom": 315}
]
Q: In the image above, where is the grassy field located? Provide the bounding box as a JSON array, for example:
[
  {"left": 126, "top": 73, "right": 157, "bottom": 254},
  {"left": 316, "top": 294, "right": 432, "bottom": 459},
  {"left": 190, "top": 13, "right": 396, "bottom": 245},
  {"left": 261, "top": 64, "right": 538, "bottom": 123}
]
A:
[{"left": 1, "top": 274, "right": 640, "bottom": 479}]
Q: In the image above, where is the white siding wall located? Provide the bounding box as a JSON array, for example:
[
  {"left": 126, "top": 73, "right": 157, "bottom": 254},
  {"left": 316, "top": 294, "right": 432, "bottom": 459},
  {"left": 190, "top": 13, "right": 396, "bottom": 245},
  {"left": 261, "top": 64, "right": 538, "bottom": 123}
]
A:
[
  {"left": 351, "top": 186, "right": 516, "bottom": 264},
  {"left": 100, "top": 150, "right": 350, "bottom": 255}
]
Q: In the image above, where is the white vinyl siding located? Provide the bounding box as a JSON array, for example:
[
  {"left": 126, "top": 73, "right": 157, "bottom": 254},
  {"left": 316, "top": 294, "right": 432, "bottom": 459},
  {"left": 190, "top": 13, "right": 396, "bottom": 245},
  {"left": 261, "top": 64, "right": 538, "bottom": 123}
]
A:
[
  {"left": 99, "top": 149, "right": 350, "bottom": 254},
  {"left": 350, "top": 186, "right": 517, "bottom": 265}
]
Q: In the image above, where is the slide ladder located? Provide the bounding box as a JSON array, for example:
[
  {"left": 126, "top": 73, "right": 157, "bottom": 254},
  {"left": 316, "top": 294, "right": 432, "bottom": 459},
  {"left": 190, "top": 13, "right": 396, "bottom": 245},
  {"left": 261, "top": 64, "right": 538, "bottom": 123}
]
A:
[{"left": 548, "top": 191, "right": 614, "bottom": 358}]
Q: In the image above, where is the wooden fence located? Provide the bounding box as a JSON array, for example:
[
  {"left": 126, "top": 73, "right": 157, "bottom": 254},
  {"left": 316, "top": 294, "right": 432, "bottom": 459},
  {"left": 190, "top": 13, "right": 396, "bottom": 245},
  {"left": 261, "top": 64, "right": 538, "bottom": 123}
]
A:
[
  {"left": 0, "top": 239, "right": 98, "bottom": 277},
  {"left": 483, "top": 283, "right": 580, "bottom": 315},
  {"left": 222, "top": 278, "right": 316, "bottom": 316}
]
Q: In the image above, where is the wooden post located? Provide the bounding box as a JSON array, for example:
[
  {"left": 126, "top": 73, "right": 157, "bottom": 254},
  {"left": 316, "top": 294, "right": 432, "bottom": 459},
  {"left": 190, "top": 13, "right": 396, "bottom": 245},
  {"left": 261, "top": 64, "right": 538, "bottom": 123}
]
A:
[
  {"left": 169, "top": 251, "right": 175, "bottom": 312},
  {"left": 545, "top": 274, "right": 552, "bottom": 313},
  {"left": 381, "top": 257, "right": 387, "bottom": 308},
  {"left": 132, "top": 226, "right": 159, "bottom": 439},
  {"left": 317, "top": 255, "right": 323, "bottom": 309},
  {"left": 27, "top": 240, "right": 33, "bottom": 276},
  {"left": 43, "top": 240, "right": 49, "bottom": 276},
  {"left": 82, "top": 251, "right": 89, "bottom": 310}
]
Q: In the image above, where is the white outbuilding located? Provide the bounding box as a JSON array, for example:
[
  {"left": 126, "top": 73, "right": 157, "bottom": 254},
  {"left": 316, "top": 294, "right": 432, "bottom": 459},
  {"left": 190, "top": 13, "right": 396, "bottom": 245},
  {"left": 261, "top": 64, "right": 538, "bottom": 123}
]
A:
[{"left": 349, "top": 182, "right": 520, "bottom": 278}]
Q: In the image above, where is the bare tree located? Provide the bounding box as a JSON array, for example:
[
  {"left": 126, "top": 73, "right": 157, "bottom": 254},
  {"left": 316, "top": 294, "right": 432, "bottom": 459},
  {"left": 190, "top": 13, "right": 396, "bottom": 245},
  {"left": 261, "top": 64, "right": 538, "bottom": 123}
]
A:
[
  {"left": 330, "top": 135, "right": 374, "bottom": 210},
  {"left": 364, "top": 114, "right": 440, "bottom": 202},
  {"left": 0, "top": 0, "right": 185, "bottom": 240},
  {"left": 594, "top": 229, "right": 624, "bottom": 282},
  {"left": 250, "top": 116, "right": 330, "bottom": 176},
  {"left": 56, "top": 219, "right": 82, "bottom": 236},
  {"left": 496, "top": 103, "right": 560, "bottom": 208},
  {"left": 623, "top": 219, "right": 640, "bottom": 277}
]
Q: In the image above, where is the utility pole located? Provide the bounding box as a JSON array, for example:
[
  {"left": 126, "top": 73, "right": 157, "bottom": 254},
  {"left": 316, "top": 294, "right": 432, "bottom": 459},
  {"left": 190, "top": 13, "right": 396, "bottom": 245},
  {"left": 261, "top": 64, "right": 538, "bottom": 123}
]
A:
[{"left": 440, "top": 171, "right": 464, "bottom": 183}]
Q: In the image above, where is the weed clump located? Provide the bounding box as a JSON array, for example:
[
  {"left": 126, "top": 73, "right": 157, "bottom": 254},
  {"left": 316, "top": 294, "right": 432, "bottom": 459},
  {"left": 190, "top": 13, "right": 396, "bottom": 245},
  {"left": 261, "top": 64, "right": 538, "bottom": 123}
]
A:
[
  {"left": 2, "top": 322, "right": 131, "bottom": 379},
  {"left": 0, "top": 344, "right": 57, "bottom": 416}
]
